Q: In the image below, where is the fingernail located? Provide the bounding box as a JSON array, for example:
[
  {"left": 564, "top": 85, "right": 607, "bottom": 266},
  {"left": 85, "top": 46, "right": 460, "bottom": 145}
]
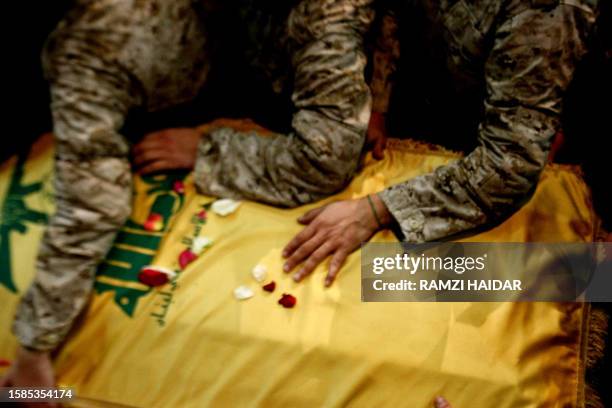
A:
[
  {"left": 293, "top": 273, "right": 301, "bottom": 282},
  {"left": 282, "top": 250, "right": 288, "bottom": 258},
  {"left": 283, "top": 263, "right": 290, "bottom": 272}
]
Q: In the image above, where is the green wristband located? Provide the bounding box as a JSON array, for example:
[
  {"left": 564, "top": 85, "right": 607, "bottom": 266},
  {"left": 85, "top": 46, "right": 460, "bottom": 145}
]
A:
[{"left": 367, "top": 194, "right": 383, "bottom": 229}]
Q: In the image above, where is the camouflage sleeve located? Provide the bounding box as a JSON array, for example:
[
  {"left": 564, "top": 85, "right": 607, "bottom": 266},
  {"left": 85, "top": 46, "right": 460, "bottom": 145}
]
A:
[
  {"left": 379, "top": 1, "right": 597, "bottom": 242},
  {"left": 11, "top": 14, "right": 136, "bottom": 351},
  {"left": 370, "top": 6, "right": 400, "bottom": 114},
  {"left": 194, "top": 0, "right": 374, "bottom": 207},
  {"left": 12, "top": 0, "right": 209, "bottom": 351}
]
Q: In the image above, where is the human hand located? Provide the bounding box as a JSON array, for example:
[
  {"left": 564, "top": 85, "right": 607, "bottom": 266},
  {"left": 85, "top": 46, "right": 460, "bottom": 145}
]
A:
[
  {"left": 282, "top": 195, "right": 392, "bottom": 286},
  {"left": 0, "top": 346, "right": 57, "bottom": 407},
  {"left": 132, "top": 128, "right": 202, "bottom": 174}
]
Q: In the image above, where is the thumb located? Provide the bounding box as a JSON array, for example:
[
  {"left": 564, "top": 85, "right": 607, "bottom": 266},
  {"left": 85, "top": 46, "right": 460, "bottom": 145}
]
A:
[{"left": 298, "top": 206, "right": 326, "bottom": 225}]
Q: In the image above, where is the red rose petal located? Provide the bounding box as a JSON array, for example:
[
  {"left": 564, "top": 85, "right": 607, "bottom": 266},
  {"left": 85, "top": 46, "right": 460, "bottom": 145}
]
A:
[
  {"left": 144, "top": 213, "right": 164, "bottom": 232},
  {"left": 138, "top": 269, "right": 169, "bottom": 287},
  {"left": 262, "top": 281, "right": 276, "bottom": 292},
  {"left": 197, "top": 209, "right": 207, "bottom": 221},
  {"left": 178, "top": 249, "right": 198, "bottom": 269},
  {"left": 278, "top": 293, "right": 296, "bottom": 308},
  {"left": 173, "top": 180, "right": 185, "bottom": 195}
]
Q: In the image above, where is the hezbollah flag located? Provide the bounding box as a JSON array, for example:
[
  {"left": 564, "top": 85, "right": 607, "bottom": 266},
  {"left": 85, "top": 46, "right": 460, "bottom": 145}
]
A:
[{"left": 0, "top": 123, "right": 599, "bottom": 407}]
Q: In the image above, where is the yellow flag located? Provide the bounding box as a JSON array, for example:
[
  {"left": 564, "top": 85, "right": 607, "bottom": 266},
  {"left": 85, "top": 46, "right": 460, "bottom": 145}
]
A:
[{"left": 0, "top": 132, "right": 595, "bottom": 407}]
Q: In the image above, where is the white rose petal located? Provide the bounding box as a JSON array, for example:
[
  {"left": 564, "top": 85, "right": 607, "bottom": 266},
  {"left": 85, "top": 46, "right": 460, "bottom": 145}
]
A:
[
  {"left": 251, "top": 264, "right": 268, "bottom": 282},
  {"left": 141, "top": 265, "right": 177, "bottom": 280},
  {"left": 233, "top": 285, "right": 254, "bottom": 300},
  {"left": 211, "top": 199, "right": 241, "bottom": 216},
  {"left": 191, "top": 236, "right": 214, "bottom": 255}
]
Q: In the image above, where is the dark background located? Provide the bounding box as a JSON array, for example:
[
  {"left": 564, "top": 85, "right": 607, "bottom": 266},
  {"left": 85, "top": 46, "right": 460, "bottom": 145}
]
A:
[{"left": 2, "top": 2, "right": 71, "bottom": 163}]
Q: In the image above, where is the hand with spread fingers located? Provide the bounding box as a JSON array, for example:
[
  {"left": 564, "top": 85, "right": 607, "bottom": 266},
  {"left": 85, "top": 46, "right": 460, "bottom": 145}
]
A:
[
  {"left": 132, "top": 128, "right": 202, "bottom": 175},
  {"left": 282, "top": 194, "right": 392, "bottom": 286}
]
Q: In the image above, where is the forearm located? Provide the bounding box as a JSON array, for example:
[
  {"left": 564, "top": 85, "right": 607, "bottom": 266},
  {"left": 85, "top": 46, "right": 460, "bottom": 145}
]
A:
[
  {"left": 194, "top": 0, "right": 374, "bottom": 207},
  {"left": 13, "top": 154, "right": 132, "bottom": 351},
  {"left": 379, "top": 137, "right": 548, "bottom": 242},
  {"left": 379, "top": 1, "right": 596, "bottom": 242},
  {"left": 194, "top": 117, "right": 366, "bottom": 207},
  {"left": 12, "top": 28, "right": 134, "bottom": 351}
]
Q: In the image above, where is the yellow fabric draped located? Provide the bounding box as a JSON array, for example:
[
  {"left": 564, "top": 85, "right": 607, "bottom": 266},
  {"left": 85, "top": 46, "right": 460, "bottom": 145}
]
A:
[{"left": 0, "top": 128, "right": 595, "bottom": 407}]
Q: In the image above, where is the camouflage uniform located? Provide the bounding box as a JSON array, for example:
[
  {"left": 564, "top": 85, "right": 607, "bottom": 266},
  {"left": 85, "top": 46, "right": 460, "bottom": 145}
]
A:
[
  {"left": 13, "top": 0, "right": 374, "bottom": 351},
  {"left": 373, "top": 0, "right": 598, "bottom": 242}
]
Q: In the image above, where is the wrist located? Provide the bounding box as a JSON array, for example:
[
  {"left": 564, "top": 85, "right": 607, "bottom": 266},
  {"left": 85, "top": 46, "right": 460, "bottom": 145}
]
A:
[
  {"left": 372, "top": 193, "right": 393, "bottom": 226},
  {"left": 18, "top": 345, "right": 50, "bottom": 361},
  {"left": 364, "top": 194, "right": 393, "bottom": 229}
]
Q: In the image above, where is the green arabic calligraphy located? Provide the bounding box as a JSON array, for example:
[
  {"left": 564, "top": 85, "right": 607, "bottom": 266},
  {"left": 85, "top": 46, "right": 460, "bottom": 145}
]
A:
[
  {"left": 94, "top": 172, "right": 187, "bottom": 316},
  {"left": 0, "top": 150, "right": 49, "bottom": 293}
]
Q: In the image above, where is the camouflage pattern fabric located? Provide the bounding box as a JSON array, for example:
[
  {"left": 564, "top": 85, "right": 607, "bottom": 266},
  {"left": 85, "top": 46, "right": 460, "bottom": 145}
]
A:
[
  {"left": 372, "top": 0, "right": 599, "bottom": 242},
  {"left": 13, "top": 0, "right": 374, "bottom": 350}
]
